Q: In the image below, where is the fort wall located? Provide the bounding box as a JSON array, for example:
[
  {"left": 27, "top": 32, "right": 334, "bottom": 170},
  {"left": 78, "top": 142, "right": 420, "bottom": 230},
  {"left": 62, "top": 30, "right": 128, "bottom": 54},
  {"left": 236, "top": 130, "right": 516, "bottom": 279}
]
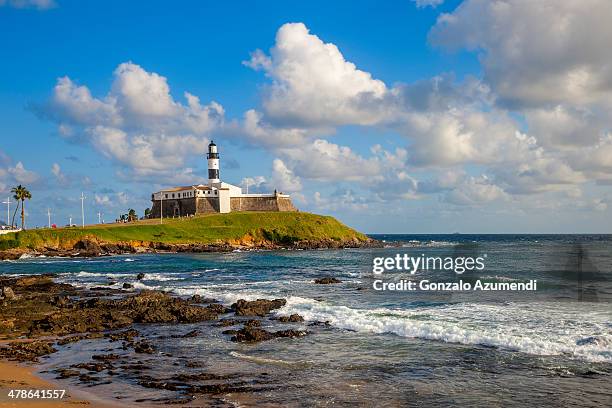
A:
[{"left": 229, "top": 196, "right": 297, "bottom": 212}]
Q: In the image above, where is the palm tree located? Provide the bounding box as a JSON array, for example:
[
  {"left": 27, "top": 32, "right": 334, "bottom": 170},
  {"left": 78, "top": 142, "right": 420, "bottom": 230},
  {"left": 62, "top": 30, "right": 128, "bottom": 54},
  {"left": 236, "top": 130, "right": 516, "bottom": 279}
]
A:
[
  {"left": 144, "top": 208, "right": 151, "bottom": 219},
  {"left": 11, "top": 185, "right": 31, "bottom": 230},
  {"left": 127, "top": 208, "right": 137, "bottom": 222}
]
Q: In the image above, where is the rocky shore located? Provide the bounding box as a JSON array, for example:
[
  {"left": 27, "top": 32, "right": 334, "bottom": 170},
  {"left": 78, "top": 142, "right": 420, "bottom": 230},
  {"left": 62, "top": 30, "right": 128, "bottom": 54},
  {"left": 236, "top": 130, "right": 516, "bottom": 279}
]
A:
[
  {"left": 0, "top": 274, "right": 318, "bottom": 405},
  {"left": 0, "top": 236, "right": 380, "bottom": 260}
]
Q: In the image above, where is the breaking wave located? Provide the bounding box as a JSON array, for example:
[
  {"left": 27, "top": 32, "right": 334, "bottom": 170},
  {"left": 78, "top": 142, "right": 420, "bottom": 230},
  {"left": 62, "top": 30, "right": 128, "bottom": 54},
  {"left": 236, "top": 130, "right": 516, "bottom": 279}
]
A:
[{"left": 276, "top": 297, "right": 612, "bottom": 363}]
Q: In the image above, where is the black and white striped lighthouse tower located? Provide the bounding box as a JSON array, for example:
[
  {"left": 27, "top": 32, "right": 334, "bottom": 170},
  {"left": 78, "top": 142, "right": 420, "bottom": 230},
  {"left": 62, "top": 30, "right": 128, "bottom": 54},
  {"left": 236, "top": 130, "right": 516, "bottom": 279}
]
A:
[{"left": 207, "top": 141, "right": 220, "bottom": 184}]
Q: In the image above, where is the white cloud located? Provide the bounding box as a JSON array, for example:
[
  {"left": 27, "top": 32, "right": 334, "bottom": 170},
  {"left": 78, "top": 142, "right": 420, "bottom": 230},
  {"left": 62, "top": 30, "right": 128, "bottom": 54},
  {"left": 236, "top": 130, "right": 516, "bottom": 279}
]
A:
[
  {"left": 279, "top": 139, "right": 382, "bottom": 182},
  {"left": 40, "top": 62, "right": 224, "bottom": 179},
  {"left": 429, "top": 0, "right": 612, "bottom": 108},
  {"left": 270, "top": 158, "right": 302, "bottom": 192},
  {"left": 245, "top": 22, "right": 390, "bottom": 127},
  {"left": 444, "top": 175, "right": 508, "bottom": 205},
  {"left": 51, "top": 162, "right": 68, "bottom": 185},
  {"left": 8, "top": 162, "right": 38, "bottom": 185}
]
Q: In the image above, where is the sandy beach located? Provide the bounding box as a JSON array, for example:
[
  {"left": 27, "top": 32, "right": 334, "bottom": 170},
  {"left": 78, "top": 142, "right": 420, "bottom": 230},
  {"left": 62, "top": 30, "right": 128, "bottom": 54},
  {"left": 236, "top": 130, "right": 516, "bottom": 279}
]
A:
[{"left": 0, "top": 359, "right": 117, "bottom": 408}]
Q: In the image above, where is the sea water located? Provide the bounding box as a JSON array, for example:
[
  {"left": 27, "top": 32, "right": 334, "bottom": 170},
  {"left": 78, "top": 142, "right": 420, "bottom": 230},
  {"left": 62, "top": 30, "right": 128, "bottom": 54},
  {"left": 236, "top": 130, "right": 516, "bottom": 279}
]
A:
[{"left": 1, "top": 234, "right": 611, "bottom": 406}]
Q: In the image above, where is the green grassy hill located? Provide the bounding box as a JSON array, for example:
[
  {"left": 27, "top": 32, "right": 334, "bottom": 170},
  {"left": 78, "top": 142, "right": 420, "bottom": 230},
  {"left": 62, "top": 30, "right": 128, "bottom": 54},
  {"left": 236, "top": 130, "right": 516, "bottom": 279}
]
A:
[{"left": 0, "top": 212, "right": 368, "bottom": 251}]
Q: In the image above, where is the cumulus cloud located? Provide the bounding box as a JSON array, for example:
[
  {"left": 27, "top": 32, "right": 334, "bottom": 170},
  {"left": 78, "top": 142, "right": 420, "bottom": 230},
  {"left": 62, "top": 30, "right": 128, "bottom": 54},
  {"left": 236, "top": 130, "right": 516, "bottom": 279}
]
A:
[
  {"left": 38, "top": 62, "right": 224, "bottom": 179},
  {"left": 245, "top": 22, "right": 391, "bottom": 127},
  {"left": 278, "top": 139, "right": 382, "bottom": 182},
  {"left": 429, "top": 0, "right": 612, "bottom": 109},
  {"left": 8, "top": 162, "right": 38, "bottom": 185},
  {"left": 51, "top": 163, "right": 68, "bottom": 185},
  {"left": 444, "top": 175, "right": 508, "bottom": 205},
  {"left": 270, "top": 158, "right": 302, "bottom": 192}
]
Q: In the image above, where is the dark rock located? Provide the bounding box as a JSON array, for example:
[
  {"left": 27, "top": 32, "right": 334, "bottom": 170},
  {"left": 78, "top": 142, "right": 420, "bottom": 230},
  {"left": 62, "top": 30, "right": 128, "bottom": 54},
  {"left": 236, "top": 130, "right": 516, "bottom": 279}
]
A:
[
  {"left": 308, "top": 321, "right": 331, "bottom": 327},
  {"left": 56, "top": 332, "right": 104, "bottom": 345},
  {"left": 106, "top": 329, "right": 139, "bottom": 342},
  {"left": 277, "top": 314, "right": 304, "bottom": 323},
  {"left": 232, "top": 298, "right": 287, "bottom": 317},
  {"left": 0, "top": 341, "right": 57, "bottom": 361},
  {"left": 274, "top": 329, "right": 308, "bottom": 339},
  {"left": 216, "top": 319, "right": 240, "bottom": 327},
  {"left": 222, "top": 329, "right": 239, "bottom": 336},
  {"left": 1, "top": 286, "right": 16, "bottom": 300},
  {"left": 136, "top": 273, "right": 145, "bottom": 280},
  {"left": 133, "top": 341, "right": 155, "bottom": 354},
  {"left": 51, "top": 295, "right": 68, "bottom": 307},
  {"left": 72, "top": 239, "right": 102, "bottom": 257},
  {"left": 122, "top": 283, "right": 133, "bottom": 289},
  {"left": 170, "top": 329, "right": 200, "bottom": 338},
  {"left": 245, "top": 319, "right": 261, "bottom": 327},
  {"left": 72, "top": 362, "right": 111, "bottom": 372},
  {"left": 55, "top": 368, "right": 80, "bottom": 379},
  {"left": 205, "top": 303, "right": 230, "bottom": 314},
  {"left": 231, "top": 327, "right": 275, "bottom": 343},
  {"left": 314, "top": 277, "right": 342, "bottom": 284},
  {"left": 92, "top": 353, "right": 121, "bottom": 361}
]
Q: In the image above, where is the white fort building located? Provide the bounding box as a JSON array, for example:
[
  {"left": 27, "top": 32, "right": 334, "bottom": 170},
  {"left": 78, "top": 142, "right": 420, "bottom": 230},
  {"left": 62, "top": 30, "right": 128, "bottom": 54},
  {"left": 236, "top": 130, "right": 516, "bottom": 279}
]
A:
[{"left": 150, "top": 141, "right": 296, "bottom": 217}]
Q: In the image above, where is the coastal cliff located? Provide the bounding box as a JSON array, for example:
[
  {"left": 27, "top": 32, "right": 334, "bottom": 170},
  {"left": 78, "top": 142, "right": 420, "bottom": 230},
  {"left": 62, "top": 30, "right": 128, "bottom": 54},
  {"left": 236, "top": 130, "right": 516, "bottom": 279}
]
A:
[{"left": 0, "top": 212, "right": 374, "bottom": 259}]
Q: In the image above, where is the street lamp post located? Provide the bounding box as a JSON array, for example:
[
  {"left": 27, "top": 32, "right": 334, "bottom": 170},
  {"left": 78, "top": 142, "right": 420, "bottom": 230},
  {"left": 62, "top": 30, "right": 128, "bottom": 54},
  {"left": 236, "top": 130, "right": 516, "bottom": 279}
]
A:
[
  {"left": 80, "top": 193, "right": 86, "bottom": 229},
  {"left": 1, "top": 197, "right": 10, "bottom": 228}
]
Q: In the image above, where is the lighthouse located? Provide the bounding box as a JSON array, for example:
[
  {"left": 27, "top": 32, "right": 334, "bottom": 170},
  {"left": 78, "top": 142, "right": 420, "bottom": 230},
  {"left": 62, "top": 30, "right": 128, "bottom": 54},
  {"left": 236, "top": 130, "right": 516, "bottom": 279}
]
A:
[{"left": 207, "top": 141, "right": 220, "bottom": 184}]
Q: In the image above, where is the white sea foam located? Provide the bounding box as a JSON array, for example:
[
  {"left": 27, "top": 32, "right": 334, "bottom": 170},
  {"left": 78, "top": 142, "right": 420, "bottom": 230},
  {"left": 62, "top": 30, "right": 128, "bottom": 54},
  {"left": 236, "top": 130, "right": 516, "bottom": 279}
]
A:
[
  {"left": 229, "top": 351, "right": 312, "bottom": 367},
  {"left": 479, "top": 275, "right": 524, "bottom": 282},
  {"left": 276, "top": 297, "right": 612, "bottom": 363}
]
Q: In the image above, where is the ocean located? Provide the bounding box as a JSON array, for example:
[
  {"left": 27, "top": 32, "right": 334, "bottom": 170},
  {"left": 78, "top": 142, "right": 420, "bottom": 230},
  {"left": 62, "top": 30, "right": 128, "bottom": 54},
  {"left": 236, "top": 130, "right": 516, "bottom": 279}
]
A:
[{"left": 2, "top": 234, "right": 611, "bottom": 406}]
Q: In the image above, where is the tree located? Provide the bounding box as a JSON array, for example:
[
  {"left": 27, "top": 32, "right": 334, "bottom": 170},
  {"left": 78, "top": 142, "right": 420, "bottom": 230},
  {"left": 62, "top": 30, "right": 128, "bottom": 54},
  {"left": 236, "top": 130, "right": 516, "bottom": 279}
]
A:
[
  {"left": 127, "top": 208, "right": 137, "bottom": 222},
  {"left": 11, "top": 185, "right": 31, "bottom": 229},
  {"left": 144, "top": 208, "right": 151, "bottom": 219}
]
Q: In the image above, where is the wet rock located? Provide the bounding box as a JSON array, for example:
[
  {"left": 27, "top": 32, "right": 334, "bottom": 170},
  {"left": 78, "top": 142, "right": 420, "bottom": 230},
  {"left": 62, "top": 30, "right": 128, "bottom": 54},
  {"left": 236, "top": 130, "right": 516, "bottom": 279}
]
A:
[
  {"left": 106, "top": 329, "right": 139, "bottom": 342},
  {"left": 136, "top": 273, "right": 145, "bottom": 280},
  {"left": 245, "top": 319, "right": 261, "bottom": 327},
  {"left": 118, "top": 291, "right": 219, "bottom": 324},
  {"left": 0, "top": 341, "right": 57, "bottom": 361},
  {"left": 314, "top": 277, "right": 342, "bottom": 284},
  {"left": 216, "top": 319, "right": 240, "bottom": 327},
  {"left": 276, "top": 314, "right": 304, "bottom": 323},
  {"left": 56, "top": 332, "right": 104, "bottom": 345},
  {"left": 170, "top": 329, "right": 200, "bottom": 338},
  {"left": 119, "top": 362, "right": 151, "bottom": 371},
  {"left": 308, "top": 321, "right": 331, "bottom": 327},
  {"left": 51, "top": 295, "right": 68, "bottom": 307},
  {"left": 222, "top": 329, "right": 239, "bottom": 336},
  {"left": 231, "top": 327, "right": 275, "bottom": 343},
  {"left": 274, "top": 329, "right": 308, "bottom": 339},
  {"left": 122, "top": 283, "right": 133, "bottom": 289},
  {"left": 191, "top": 295, "right": 219, "bottom": 304},
  {"left": 72, "top": 362, "right": 111, "bottom": 372},
  {"left": 78, "top": 374, "right": 99, "bottom": 383},
  {"left": 92, "top": 353, "right": 121, "bottom": 361},
  {"left": 205, "top": 303, "right": 230, "bottom": 314},
  {"left": 55, "top": 368, "right": 80, "bottom": 379},
  {"left": 231, "top": 327, "right": 308, "bottom": 343},
  {"left": 1, "top": 286, "right": 17, "bottom": 300},
  {"left": 232, "top": 298, "right": 287, "bottom": 317},
  {"left": 133, "top": 341, "right": 155, "bottom": 354}
]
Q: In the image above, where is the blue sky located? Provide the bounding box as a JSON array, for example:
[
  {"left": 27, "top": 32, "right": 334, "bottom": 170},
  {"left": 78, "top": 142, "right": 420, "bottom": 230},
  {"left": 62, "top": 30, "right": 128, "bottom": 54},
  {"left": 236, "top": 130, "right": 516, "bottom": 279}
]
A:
[{"left": 1, "top": 0, "right": 611, "bottom": 233}]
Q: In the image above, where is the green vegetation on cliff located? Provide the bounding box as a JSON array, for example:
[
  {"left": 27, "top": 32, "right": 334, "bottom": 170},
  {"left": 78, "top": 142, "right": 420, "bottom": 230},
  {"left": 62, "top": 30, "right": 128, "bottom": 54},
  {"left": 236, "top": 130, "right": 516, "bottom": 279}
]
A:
[{"left": 0, "top": 212, "right": 368, "bottom": 251}]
